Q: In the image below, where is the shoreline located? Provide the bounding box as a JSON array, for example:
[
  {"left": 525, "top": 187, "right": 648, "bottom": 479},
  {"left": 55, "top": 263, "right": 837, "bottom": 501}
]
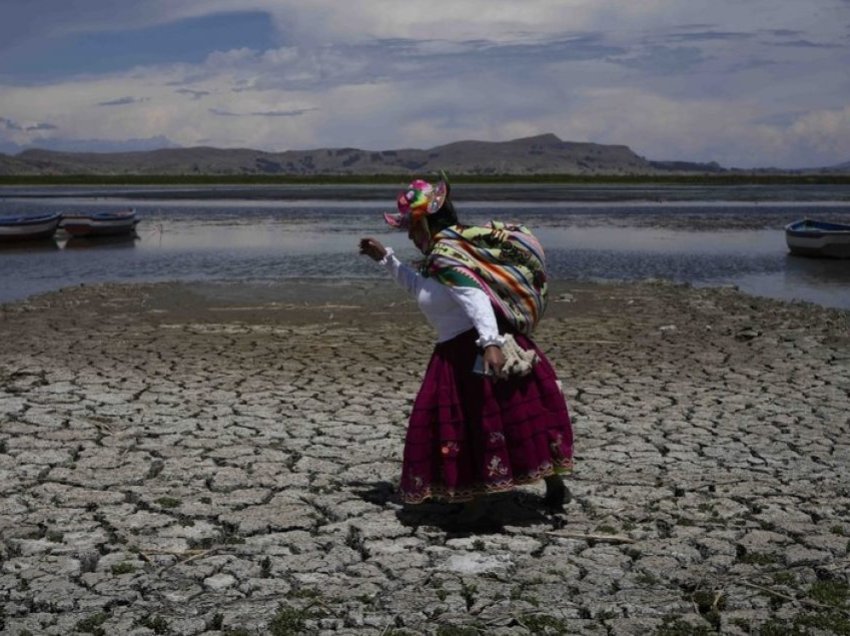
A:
[
  {"left": 3, "top": 273, "right": 850, "bottom": 313},
  {"left": 4, "top": 181, "right": 850, "bottom": 203},
  {"left": 1, "top": 279, "right": 848, "bottom": 634}
]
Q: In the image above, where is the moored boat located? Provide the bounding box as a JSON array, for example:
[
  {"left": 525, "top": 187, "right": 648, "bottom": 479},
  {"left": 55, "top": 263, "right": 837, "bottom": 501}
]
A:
[
  {"left": 0, "top": 212, "right": 62, "bottom": 243},
  {"left": 785, "top": 219, "right": 850, "bottom": 259},
  {"left": 59, "top": 209, "right": 139, "bottom": 237}
]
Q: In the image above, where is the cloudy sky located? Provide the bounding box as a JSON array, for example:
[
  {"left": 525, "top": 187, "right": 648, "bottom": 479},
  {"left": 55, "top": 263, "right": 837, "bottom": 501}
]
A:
[{"left": 1, "top": 0, "right": 849, "bottom": 168}]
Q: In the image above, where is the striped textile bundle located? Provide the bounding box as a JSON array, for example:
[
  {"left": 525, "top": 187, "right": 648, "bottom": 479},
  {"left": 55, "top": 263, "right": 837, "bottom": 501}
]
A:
[{"left": 424, "top": 222, "right": 548, "bottom": 335}]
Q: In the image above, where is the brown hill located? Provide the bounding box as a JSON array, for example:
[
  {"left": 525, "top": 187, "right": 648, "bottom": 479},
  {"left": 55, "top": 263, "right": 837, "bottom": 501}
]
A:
[{"left": 0, "top": 134, "right": 658, "bottom": 176}]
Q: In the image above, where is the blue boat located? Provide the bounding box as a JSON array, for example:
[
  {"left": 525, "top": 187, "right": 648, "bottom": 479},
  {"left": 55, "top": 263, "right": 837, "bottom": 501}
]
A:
[{"left": 0, "top": 212, "right": 62, "bottom": 243}]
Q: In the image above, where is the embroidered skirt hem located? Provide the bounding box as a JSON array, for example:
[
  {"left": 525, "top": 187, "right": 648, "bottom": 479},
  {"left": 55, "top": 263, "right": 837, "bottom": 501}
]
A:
[{"left": 401, "top": 459, "right": 574, "bottom": 505}]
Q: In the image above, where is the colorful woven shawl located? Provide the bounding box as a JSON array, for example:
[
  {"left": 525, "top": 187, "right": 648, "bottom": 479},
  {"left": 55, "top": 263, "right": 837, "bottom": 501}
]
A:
[{"left": 424, "top": 222, "right": 548, "bottom": 335}]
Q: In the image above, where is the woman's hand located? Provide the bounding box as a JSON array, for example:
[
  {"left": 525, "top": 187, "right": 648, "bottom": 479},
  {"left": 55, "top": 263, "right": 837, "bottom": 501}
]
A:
[
  {"left": 359, "top": 237, "right": 387, "bottom": 261},
  {"left": 482, "top": 345, "right": 506, "bottom": 378}
]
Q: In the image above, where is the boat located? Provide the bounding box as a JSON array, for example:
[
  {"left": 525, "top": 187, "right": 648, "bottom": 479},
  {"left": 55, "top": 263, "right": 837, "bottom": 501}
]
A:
[
  {"left": 0, "top": 212, "right": 62, "bottom": 243},
  {"left": 785, "top": 219, "right": 850, "bottom": 259},
  {"left": 60, "top": 209, "right": 139, "bottom": 238}
]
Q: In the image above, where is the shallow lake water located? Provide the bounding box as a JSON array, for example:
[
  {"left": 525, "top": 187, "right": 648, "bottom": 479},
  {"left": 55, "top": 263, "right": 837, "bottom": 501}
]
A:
[{"left": 1, "top": 186, "right": 849, "bottom": 309}]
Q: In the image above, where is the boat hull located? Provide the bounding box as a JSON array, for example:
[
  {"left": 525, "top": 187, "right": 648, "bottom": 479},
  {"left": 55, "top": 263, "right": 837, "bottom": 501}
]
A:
[
  {"left": 0, "top": 214, "right": 62, "bottom": 243},
  {"left": 60, "top": 210, "right": 139, "bottom": 237},
  {"left": 785, "top": 220, "right": 850, "bottom": 259}
]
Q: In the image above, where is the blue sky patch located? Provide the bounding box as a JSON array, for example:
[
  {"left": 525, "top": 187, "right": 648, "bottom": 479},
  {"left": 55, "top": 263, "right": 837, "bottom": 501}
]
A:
[{"left": 0, "top": 11, "right": 277, "bottom": 82}]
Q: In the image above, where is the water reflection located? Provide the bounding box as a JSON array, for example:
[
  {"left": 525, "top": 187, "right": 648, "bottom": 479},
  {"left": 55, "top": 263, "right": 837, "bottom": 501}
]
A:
[
  {"left": 0, "top": 239, "right": 59, "bottom": 252},
  {"left": 142, "top": 220, "right": 358, "bottom": 253},
  {"left": 539, "top": 226, "right": 782, "bottom": 255},
  {"left": 63, "top": 235, "right": 138, "bottom": 250},
  {"left": 784, "top": 254, "right": 850, "bottom": 285}
]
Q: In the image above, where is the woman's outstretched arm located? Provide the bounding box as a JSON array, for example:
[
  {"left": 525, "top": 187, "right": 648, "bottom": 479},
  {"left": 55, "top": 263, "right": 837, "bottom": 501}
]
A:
[{"left": 359, "top": 237, "right": 423, "bottom": 297}]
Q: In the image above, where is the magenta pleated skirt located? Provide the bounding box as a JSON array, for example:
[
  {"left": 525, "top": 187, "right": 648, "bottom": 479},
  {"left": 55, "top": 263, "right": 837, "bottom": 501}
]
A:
[{"left": 400, "top": 328, "right": 573, "bottom": 504}]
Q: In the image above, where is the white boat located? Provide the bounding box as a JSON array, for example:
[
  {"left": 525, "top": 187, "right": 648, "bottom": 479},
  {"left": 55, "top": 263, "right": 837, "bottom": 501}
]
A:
[
  {"left": 0, "top": 212, "right": 62, "bottom": 243},
  {"left": 785, "top": 219, "right": 850, "bottom": 259}
]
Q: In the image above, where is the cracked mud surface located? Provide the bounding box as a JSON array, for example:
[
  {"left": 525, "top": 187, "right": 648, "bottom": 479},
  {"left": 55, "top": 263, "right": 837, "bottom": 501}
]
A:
[{"left": 1, "top": 279, "right": 848, "bottom": 635}]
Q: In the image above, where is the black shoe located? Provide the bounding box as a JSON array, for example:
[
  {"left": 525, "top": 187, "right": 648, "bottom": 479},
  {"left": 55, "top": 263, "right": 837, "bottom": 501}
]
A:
[{"left": 543, "top": 477, "right": 570, "bottom": 511}]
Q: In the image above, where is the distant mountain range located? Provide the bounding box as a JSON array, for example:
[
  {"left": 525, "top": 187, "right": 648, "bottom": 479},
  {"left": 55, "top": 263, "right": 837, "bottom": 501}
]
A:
[{"left": 0, "top": 133, "right": 846, "bottom": 176}]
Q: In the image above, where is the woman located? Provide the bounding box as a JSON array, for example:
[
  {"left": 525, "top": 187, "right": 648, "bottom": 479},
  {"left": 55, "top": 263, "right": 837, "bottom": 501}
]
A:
[{"left": 359, "top": 176, "right": 573, "bottom": 516}]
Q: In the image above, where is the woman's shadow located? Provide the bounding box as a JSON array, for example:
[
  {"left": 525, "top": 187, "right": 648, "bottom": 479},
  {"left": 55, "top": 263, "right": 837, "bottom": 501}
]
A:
[{"left": 349, "top": 480, "right": 564, "bottom": 535}]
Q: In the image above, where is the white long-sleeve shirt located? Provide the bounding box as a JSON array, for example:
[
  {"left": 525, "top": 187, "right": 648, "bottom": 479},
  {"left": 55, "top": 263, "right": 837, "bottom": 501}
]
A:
[{"left": 381, "top": 248, "right": 500, "bottom": 344}]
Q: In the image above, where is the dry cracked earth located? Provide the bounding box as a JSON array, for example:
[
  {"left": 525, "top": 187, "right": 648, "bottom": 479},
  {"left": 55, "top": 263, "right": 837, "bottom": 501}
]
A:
[{"left": 0, "top": 280, "right": 848, "bottom": 636}]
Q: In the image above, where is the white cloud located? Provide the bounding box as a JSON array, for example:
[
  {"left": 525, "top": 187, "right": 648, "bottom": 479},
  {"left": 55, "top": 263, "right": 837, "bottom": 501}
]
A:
[
  {"left": 7, "top": 1, "right": 842, "bottom": 49},
  {"left": 782, "top": 106, "right": 850, "bottom": 163},
  {"left": 555, "top": 88, "right": 850, "bottom": 168},
  {"left": 1, "top": 1, "right": 849, "bottom": 166}
]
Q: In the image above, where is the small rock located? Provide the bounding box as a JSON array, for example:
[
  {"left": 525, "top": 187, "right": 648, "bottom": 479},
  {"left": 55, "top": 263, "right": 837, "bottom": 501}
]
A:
[
  {"left": 735, "top": 328, "right": 761, "bottom": 341},
  {"left": 440, "top": 553, "right": 512, "bottom": 574},
  {"left": 203, "top": 573, "right": 237, "bottom": 591}
]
